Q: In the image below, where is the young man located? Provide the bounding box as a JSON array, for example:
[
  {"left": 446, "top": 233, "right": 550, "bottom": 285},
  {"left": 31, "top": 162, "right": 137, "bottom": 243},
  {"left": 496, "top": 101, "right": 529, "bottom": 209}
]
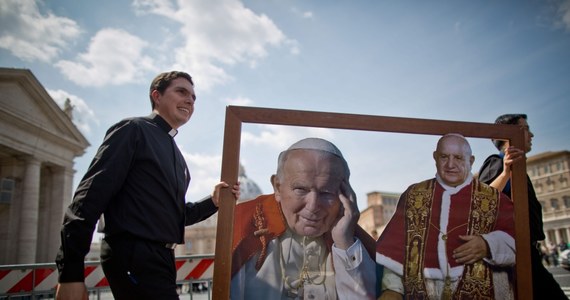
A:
[
  {"left": 55, "top": 71, "right": 240, "bottom": 300},
  {"left": 478, "top": 114, "right": 566, "bottom": 299}
]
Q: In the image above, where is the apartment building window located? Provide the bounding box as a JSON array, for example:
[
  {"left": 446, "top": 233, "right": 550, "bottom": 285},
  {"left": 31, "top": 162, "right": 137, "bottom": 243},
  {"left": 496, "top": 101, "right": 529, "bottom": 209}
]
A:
[
  {"left": 560, "top": 176, "right": 568, "bottom": 188},
  {"left": 536, "top": 183, "right": 543, "bottom": 193},
  {"left": 544, "top": 165, "right": 550, "bottom": 174},
  {"left": 540, "top": 201, "right": 546, "bottom": 212},
  {"left": 551, "top": 198, "right": 559, "bottom": 210},
  {"left": 547, "top": 179, "right": 555, "bottom": 192},
  {"left": 564, "top": 196, "right": 570, "bottom": 209}
]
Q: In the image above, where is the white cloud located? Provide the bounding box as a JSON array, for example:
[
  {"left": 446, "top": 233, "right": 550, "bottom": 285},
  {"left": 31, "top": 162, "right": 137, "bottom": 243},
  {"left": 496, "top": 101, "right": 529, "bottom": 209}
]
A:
[
  {"left": 54, "top": 28, "right": 157, "bottom": 87},
  {"left": 291, "top": 6, "right": 314, "bottom": 19},
  {"left": 558, "top": 0, "right": 570, "bottom": 31},
  {"left": 540, "top": 0, "right": 570, "bottom": 32},
  {"left": 47, "top": 89, "right": 99, "bottom": 134},
  {"left": 285, "top": 39, "right": 301, "bottom": 55},
  {"left": 181, "top": 151, "right": 223, "bottom": 200},
  {"left": 133, "top": 0, "right": 297, "bottom": 90},
  {"left": 0, "top": 0, "right": 81, "bottom": 62},
  {"left": 223, "top": 96, "right": 254, "bottom": 106}
]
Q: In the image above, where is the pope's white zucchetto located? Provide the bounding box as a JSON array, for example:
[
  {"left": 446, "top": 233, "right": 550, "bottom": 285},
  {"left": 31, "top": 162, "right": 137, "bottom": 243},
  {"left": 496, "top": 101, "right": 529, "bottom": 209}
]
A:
[
  {"left": 279, "top": 137, "right": 350, "bottom": 177},
  {"left": 286, "top": 137, "right": 345, "bottom": 159}
]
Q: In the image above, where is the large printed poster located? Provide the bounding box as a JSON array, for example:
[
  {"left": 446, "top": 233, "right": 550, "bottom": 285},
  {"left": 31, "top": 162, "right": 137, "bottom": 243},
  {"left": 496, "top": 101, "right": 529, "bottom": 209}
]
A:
[{"left": 213, "top": 106, "right": 531, "bottom": 299}]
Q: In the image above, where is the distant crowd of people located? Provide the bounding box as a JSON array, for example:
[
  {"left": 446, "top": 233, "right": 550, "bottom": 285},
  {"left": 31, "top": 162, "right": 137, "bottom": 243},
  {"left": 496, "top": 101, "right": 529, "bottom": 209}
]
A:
[{"left": 540, "top": 241, "right": 570, "bottom": 267}]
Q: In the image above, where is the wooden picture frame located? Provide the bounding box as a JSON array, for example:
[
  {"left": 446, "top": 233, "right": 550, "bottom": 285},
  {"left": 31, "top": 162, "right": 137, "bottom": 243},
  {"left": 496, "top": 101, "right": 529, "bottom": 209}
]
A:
[{"left": 212, "top": 106, "right": 531, "bottom": 299}]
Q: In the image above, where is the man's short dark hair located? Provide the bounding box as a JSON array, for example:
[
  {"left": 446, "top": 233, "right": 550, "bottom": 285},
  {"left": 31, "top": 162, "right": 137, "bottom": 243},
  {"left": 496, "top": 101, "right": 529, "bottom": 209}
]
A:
[
  {"left": 492, "top": 114, "right": 528, "bottom": 150},
  {"left": 149, "top": 71, "right": 194, "bottom": 109}
]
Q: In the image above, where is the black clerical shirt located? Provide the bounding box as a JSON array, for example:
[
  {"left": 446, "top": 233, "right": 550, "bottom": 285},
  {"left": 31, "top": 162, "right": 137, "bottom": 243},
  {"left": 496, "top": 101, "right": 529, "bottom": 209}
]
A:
[
  {"left": 478, "top": 153, "right": 545, "bottom": 242},
  {"left": 56, "top": 114, "right": 217, "bottom": 282}
]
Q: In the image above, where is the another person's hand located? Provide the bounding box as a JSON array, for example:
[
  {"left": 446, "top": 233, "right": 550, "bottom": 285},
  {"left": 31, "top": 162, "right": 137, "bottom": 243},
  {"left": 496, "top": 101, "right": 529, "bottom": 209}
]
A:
[
  {"left": 56, "top": 282, "right": 88, "bottom": 300},
  {"left": 331, "top": 180, "right": 359, "bottom": 250},
  {"left": 452, "top": 235, "right": 489, "bottom": 264},
  {"left": 489, "top": 146, "right": 526, "bottom": 192},
  {"left": 211, "top": 181, "right": 240, "bottom": 207},
  {"left": 502, "top": 146, "right": 525, "bottom": 173}
]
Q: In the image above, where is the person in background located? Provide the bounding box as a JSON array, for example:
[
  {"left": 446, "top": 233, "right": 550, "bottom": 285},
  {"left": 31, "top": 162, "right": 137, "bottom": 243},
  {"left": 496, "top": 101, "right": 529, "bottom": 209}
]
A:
[
  {"left": 540, "top": 242, "right": 551, "bottom": 266},
  {"left": 559, "top": 241, "right": 569, "bottom": 253},
  {"left": 55, "top": 71, "right": 240, "bottom": 300},
  {"left": 548, "top": 242, "right": 560, "bottom": 267},
  {"left": 230, "top": 137, "right": 376, "bottom": 299},
  {"left": 478, "top": 113, "right": 567, "bottom": 299},
  {"left": 377, "top": 134, "right": 515, "bottom": 299}
]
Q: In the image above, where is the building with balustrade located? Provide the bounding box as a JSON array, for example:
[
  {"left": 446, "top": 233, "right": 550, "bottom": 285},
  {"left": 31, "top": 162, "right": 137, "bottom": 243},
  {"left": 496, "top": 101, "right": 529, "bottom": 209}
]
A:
[{"left": 527, "top": 151, "right": 570, "bottom": 247}]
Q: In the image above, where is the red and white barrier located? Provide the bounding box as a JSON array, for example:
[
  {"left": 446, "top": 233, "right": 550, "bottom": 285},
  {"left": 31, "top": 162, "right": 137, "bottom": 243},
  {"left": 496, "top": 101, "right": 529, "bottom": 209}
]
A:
[
  {"left": 176, "top": 257, "right": 214, "bottom": 281},
  {"left": 0, "top": 267, "right": 59, "bottom": 294},
  {"left": 0, "top": 256, "right": 214, "bottom": 295}
]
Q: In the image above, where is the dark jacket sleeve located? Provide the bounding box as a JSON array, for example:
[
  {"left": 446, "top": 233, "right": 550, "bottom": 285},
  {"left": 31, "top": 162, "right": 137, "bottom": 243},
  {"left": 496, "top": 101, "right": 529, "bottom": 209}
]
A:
[
  {"left": 478, "top": 154, "right": 504, "bottom": 184},
  {"left": 56, "top": 120, "right": 139, "bottom": 282},
  {"left": 184, "top": 195, "right": 219, "bottom": 226},
  {"left": 478, "top": 154, "right": 512, "bottom": 196}
]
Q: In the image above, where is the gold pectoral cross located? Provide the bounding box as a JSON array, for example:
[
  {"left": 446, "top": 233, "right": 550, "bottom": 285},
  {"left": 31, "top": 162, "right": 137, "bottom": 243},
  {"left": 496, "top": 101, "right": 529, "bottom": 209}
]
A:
[{"left": 301, "top": 265, "right": 311, "bottom": 284}]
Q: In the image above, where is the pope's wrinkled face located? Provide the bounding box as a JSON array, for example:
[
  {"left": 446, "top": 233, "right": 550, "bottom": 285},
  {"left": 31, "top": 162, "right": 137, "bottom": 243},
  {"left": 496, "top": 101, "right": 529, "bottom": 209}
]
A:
[
  {"left": 272, "top": 150, "right": 344, "bottom": 237},
  {"left": 433, "top": 136, "right": 474, "bottom": 187}
]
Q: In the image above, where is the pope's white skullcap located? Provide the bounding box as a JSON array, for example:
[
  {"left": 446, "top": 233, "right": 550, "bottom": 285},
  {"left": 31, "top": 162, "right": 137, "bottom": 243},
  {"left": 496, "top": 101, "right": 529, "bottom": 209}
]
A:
[
  {"left": 286, "top": 137, "right": 344, "bottom": 159},
  {"left": 277, "top": 137, "right": 350, "bottom": 177}
]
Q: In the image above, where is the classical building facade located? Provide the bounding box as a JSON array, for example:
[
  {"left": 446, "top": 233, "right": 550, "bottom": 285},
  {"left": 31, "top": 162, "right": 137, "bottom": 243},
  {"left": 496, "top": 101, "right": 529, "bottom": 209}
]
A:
[
  {"left": 358, "top": 191, "right": 400, "bottom": 240},
  {"left": 527, "top": 151, "right": 570, "bottom": 247},
  {"left": 0, "top": 68, "right": 89, "bottom": 264}
]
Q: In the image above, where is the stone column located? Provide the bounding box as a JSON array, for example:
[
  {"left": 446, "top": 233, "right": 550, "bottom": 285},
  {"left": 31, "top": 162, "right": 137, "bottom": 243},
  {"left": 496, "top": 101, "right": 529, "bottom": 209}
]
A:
[
  {"left": 17, "top": 158, "right": 41, "bottom": 264},
  {"left": 544, "top": 230, "right": 553, "bottom": 246},
  {"left": 45, "top": 166, "right": 75, "bottom": 262},
  {"left": 555, "top": 228, "right": 563, "bottom": 245}
]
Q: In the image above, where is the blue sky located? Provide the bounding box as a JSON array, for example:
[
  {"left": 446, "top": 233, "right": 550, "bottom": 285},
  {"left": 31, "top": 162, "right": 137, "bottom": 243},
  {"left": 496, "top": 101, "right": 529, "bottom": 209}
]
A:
[{"left": 1, "top": 0, "right": 569, "bottom": 212}]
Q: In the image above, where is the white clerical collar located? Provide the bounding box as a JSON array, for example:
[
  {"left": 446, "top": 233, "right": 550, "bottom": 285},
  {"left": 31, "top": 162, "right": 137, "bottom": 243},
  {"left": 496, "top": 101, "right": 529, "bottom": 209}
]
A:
[
  {"left": 149, "top": 113, "right": 178, "bottom": 137},
  {"left": 435, "top": 173, "right": 473, "bottom": 195}
]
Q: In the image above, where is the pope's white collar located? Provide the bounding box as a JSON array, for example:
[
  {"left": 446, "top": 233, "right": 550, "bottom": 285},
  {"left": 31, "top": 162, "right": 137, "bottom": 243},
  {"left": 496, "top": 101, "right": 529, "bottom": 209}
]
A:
[{"left": 435, "top": 173, "right": 473, "bottom": 195}]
